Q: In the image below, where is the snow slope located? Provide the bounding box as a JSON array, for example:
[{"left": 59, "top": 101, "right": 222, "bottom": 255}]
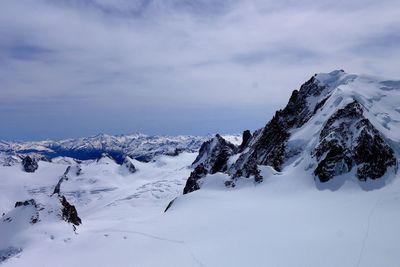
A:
[
  {"left": 1, "top": 155, "right": 400, "bottom": 266},
  {"left": 0, "top": 153, "right": 196, "bottom": 264}
]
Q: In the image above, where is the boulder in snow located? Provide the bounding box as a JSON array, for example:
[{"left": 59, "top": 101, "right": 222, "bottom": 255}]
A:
[
  {"left": 123, "top": 156, "right": 137, "bottom": 173},
  {"left": 22, "top": 156, "right": 38, "bottom": 173},
  {"left": 60, "top": 196, "right": 81, "bottom": 226}
]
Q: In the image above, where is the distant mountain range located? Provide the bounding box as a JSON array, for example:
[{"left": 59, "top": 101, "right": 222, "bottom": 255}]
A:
[{"left": 0, "top": 133, "right": 241, "bottom": 164}]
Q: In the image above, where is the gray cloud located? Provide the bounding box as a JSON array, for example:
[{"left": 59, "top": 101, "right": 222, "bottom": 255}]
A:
[{"left": 0, "top": 0, "right": 399, "bottom": 140}]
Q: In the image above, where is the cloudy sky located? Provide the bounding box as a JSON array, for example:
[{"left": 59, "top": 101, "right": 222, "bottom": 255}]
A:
[{"left": 1, "top": 0, "right": 399, "bottom": 140}]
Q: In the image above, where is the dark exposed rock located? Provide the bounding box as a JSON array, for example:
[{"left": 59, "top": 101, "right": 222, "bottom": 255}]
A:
[
  {"left": 60, "top": 196, "right": 81, "bottom": 226},
  {"left": 314, "top": 142, "right": 352, "bottom": 182},
  {"left": 0, "top": 247, "right": 22, "bottom": 263},
  {"left": 254, "top": 114, "right": 290, "bottom": 171},
  {"left": 313, "top": 96, "right": 330, "bottom": 114},
  {"left": 354, "top": 120, "right": 397, "bottom": 181},
  {"left": 239, "top": 130, "right": 252, "bottom": 152},
  {"left": 133, "top": 155, "right": 153, "bottom": 163},
  {"left": 224, "top": 180, "right": 236, "bottom": 188},
  {"left": 230, "top": 75, "right": 329, "bottom": 178},
  {"left": 232, "top": 152, "right": 263, "bottom": 182},
  {"left": 123, "top": 156, "right": 137, "bottom": 173},
  {"left": 192, "top": 134, "right": 237, "bottom": 174},
  {"left": 75, "top": 164, "right": 82, "bottom": 176},
  {"left": 15, "top": 199, "right": 37, "bottom": 208},
  {"left": 2, "top": 217, "right": 12, "bottom": 223},
  {"left": 183, "top": 164, "right": 208, "bottom": 194},
  {"left": 22, "top": 156, "right": 38, "bottom": 173},
  {"left": 14, "top": 199, "right": 39, "bottom": 224},
  {"left": 52, "top": 166, "right": 71, "bottom": 196},
  {"left": 164, "top": 198, "right": 176, "bottom": 213},
  {"left": 314, "top": 101, "right": 396, "bottom": 182}
]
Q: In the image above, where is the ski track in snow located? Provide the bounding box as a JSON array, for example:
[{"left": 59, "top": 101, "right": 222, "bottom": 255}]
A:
[
  {"left": 100, "top": 229, "right": 207, "bottom": 267},
  {"left": 356, "top": 190, "right": 385, "bottom": 267}
]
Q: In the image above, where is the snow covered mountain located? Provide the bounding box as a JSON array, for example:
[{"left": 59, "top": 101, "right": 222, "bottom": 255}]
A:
[
  {"left": 184, "top": 70, "right": 400, "bottom": 193},
  {"left": 1, "top": 70, "right": 400, "bottom": 267},
  {"left": 0, "top": 134, "right": 241, "bottom": 164}
]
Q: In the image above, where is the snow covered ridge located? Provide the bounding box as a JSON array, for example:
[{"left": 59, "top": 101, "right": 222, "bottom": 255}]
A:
[
  {"left": 0, "top": 134, "right": 241, "bottom": 165},
  {"left": 183, "top": 70, "right": 400, "bottom": 193}
]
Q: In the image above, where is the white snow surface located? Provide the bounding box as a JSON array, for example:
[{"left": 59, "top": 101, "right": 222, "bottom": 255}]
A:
[{"left": 0, "top": 154, "right": 399, "bottom": 266}]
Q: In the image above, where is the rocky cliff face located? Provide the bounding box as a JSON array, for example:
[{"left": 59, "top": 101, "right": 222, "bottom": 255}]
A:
[
  {"left": 182, "top": 133, "right": 244, "bottom": 194},
  {"left": 183, "top": 164, "right": 209, "bottom": 194},
  {"left": 229, "top": 73, "right": 337, "bottom": 178},
  {"left": 192, "top": 134, "right": 237, "bottom": 174},
  {"left": 314, "top": 101, "right": 396, "bottom": 182},
  {"left": 60, "top": 196, "right": 81, "bottom": 226}
]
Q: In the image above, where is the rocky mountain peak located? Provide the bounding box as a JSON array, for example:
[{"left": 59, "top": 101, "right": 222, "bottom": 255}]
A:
[
  {"left": 314, "top": 100, "right": 396, "bottom": 183},
  {"left": 183, "top": 70, "right": 399, "bottom": 193},
  {"left": 192, "top": 134, "right": 237, "bottom": 174}
]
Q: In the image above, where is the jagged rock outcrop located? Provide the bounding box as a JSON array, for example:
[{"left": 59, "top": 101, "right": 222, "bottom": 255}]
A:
[
  {"left": 229, "top": 74, "right": 333, "bottom": 178},
  {"left": 22, "top": 156, "right": 38, "bottom": 173},
  {"left": 183, "top": 164, "right": 208, "bottom": 194},
  {"left": 0, "top": 247, "right": 22, "bottom": 263},
  {"left": 6, "top": 196, "right": 81, "bottom": 227},
  {"left": 354, "top": 124, "right": 397, "bottom": 180},
  {"left": 52, "top": 166, "right": 71, "bottom": 196},
  {"left": 164, "top": 197, "right": 176, "bottom": 212},
  {"left": 231, "top": 153, "right": 263, "bottom": 183},
  {"left": 14, "top": 199, "right": 37, "bottom": 208},
  {"left": 239, "top": 130, "right": 252, "bottom": 152},
  {"left": 192, "top": 134, "right": 237, "bottom": 174},
  {"left": 314, "top": 101, "right": 396, "bottom": 182},
  {"left": 13, "top": 199, "right": 39, "bottom": 224},
  {"left": 180, "top": 134, "right": 238, "bottom": 195},
  {"left": 123, "top": 156, "right": 137, "bottom": 173},
  {"left": 60, "top": 196, "right": 81, "bottom": 226}
]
